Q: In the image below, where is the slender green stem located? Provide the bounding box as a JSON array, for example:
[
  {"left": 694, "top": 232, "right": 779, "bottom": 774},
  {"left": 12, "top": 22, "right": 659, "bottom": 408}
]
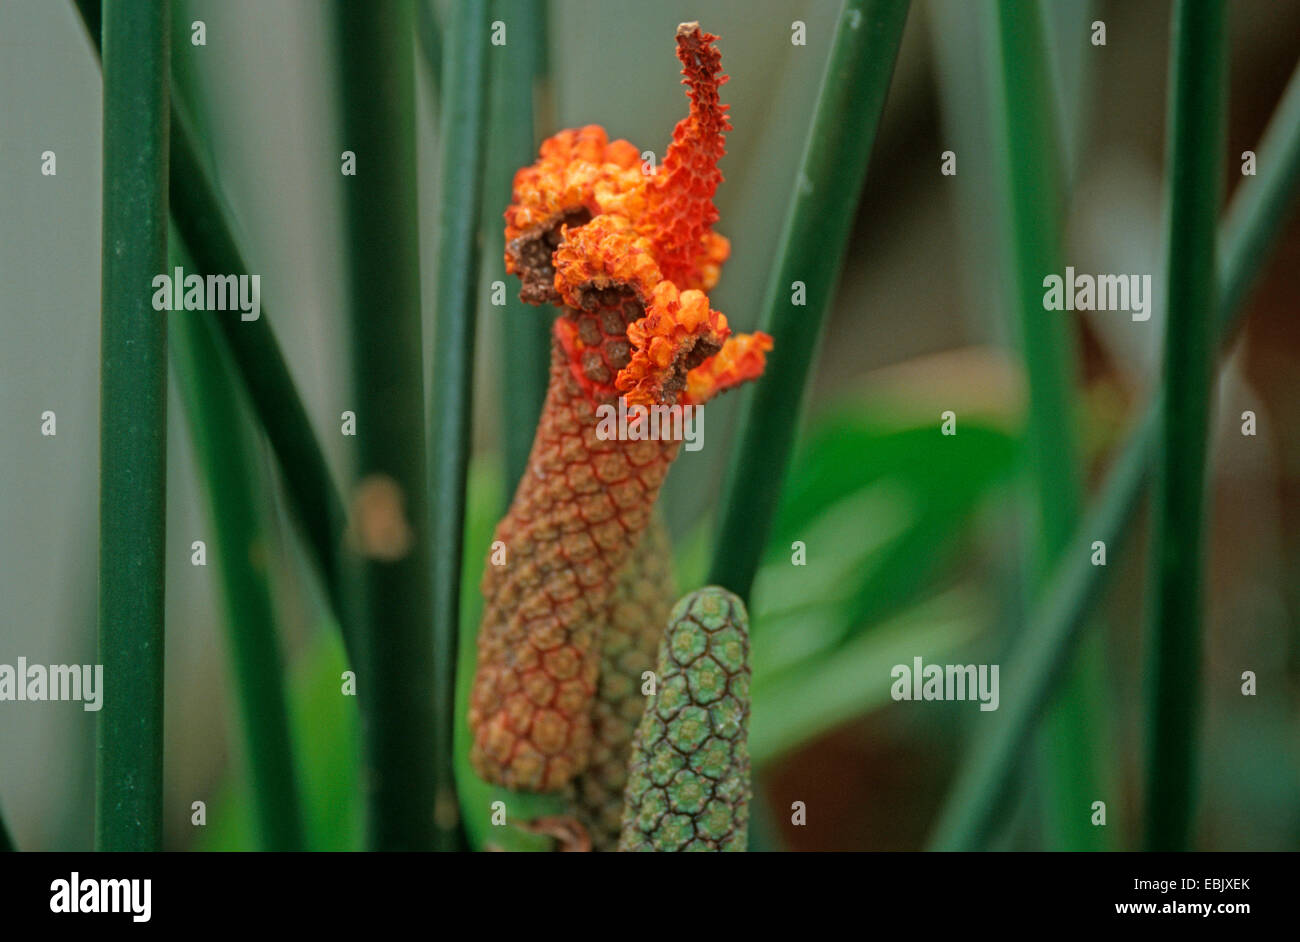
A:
[
  {"left": 96, "top": 0, "right": 170, "bottom": 853},
  {"left": 417, "top": 0, "right": 442, "bottom": 98},
  {"left": 990, "top": 0, "right": 1107, "bottom": 851},
  {"left": 929, "top": 409, "right": 1151, "bottom": 851},
  {"left": 1217, "top": 61, "right": 1300, "bottom": 332},
  {"left": 334, "top": 0, "right": 436, "bottom": 852},
  {"left": 1144, "top": 0, "right": 1227, "bottom": 852},
  {"left": 71, "top": 0, "right": 353, "bottom": 668},
  {"left": 929, "top": 52, "right": 1300, "bottom": 852},
  {"left": 488, "top": 0, "right": 551, "bottom": 500},
  {"left": 708, "top": 0, "right": 911, "bottom": 600},
  {"left": 428, "top": 0, "right": 491, "bottom": 853},
  {"left": 168, "top": 235, "right": 304, "bottom": 851},
  {"left": 168, "top": 98, "right": 349, "bottom": 648}
]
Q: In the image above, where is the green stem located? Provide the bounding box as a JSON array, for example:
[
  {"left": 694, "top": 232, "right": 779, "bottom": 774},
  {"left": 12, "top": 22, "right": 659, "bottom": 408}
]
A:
[
  {"left": 1216, "top": 61, "right": 1300, "bottom": 333},
  {"left": 990, "top": 0, "right": 1107, "bottom": 851},
  {"left": 71, "top": 0, "right": 353, "bottom": 668},
  {"left": 929, "top": 50, "right": 1300, "bottom": 853},
  {"left": 1144, "top": 0, "right": 1227, "bottom": 852},
  {"left": 169, "top": 98, "right": 349, "bottom": 649},
  {"left": 929, "top": 409, "right": 1151, "bottom": 851},
  {"left": 96, "top": 0, "right": 170, "bottom": 853},
  {"left": 488, "top": 0, "right": 551, "bottom": 500},
  {"left": 428, "top": 0, "right": 491, "bottom": 853},
  {"left": 417, "top": 0, "right": 442, "bottom": 98},
  {"left": 708, "top": 0, "right": 911, "bottom": 600},
  {"left": 333, "top": 0, "right": 437, "bottom": 852},
  {"left": 169, "top": 233, "right": 305, "bottom": 851}
]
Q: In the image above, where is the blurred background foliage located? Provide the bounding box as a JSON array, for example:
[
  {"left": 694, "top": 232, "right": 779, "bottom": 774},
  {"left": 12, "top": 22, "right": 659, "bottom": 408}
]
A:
[{"left": 1, "top": 0, "right": 1298, "bottom": 850}]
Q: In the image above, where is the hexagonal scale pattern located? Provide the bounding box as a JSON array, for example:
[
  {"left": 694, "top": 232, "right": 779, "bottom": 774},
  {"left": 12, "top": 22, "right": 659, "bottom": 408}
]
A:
[
  {"left": 468, "top": 330, "right": 680, "bottom": 791},
  {"left": 618, "top": 587, "right": 751, "bottom": 852},
  {"left": 567, "top": 518, "right": 675, "bottom": 850}
]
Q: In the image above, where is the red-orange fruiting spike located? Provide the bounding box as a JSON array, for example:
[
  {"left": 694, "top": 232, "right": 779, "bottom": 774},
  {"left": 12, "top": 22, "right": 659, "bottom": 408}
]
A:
[
  {"left": 617, "top": 281, "right": 731, "bottom": 410},
  {"left": 683, "top": 330, "right": 774, "bottom": 406},
  {"left": 553, "top": 215, "right": 664, "bottom": 314},
  {"left": 504, "top": 127, "right": 644, "bottom": 305},
  {"left": 470, "top": 24, "right": 769, "bottom": 792},
  {"left": 470, "top": 330, "right": 681, "bottom": 791},
  {"left": 641, "top": 23, "right": 733, "bottom": 293}
]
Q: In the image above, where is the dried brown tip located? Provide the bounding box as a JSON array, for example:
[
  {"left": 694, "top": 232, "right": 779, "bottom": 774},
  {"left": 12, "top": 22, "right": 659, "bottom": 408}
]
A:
[{"left": 505, "top": 207, "right": 593, "bottom": 306}]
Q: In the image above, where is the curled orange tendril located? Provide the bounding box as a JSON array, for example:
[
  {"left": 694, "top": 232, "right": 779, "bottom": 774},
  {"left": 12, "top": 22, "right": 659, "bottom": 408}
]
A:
[{"left": 469, "top": 24, "right": 771, "bottom": 793}]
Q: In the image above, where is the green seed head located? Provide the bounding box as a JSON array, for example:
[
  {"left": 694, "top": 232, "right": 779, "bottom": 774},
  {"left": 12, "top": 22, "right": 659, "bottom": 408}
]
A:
[{"left": 618, "top": 586, "right": 751, "bottom": 852}]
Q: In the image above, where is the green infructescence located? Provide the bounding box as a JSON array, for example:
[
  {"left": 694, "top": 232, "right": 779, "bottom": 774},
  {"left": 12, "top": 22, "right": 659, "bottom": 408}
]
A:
[{"left": 618, "top": 587, "right": 751, "bottom": 852}]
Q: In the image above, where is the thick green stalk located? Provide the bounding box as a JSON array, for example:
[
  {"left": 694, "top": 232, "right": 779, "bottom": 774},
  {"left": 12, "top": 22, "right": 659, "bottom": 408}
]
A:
[
  {"left": 71, "top": 0, "right": 353, "bottom": 667},
  {"left": 169, "top": 236, "right": 304, "bottom": 851},
  {"left": 708, "top": 0, "right": 911, "bottom": 600},
  {"left": 487, "top": 0, "right": 551, "bottom": 498},
  {"left": 990, "top": 0, "right": 1107, "bottom": 851},
  {"left": 95, "top": 0, "right": 169, "bottom": 854},
  {"left": 429, "top": 0, "right": 490, "bottom": 852},
  {"left": 1144, "top": 0, "right": 1227, "bottom": 851},
  {"left": 929, "top": 53, "right": 1300, "bottom": 852},
  {"left": 334, "top": 0, "right": 436, "bottom": 852}
]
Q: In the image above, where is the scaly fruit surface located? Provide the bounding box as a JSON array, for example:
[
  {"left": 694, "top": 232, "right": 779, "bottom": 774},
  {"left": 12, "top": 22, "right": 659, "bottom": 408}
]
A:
[
  {"left": 469, "top": 23, "right": 770, "bottom": 791},
  {"left": 569, "top": 518, "right": 676, "bottom": 849},
  {"left": 618, "top": 587, "right": 751, "bottom": 852}
]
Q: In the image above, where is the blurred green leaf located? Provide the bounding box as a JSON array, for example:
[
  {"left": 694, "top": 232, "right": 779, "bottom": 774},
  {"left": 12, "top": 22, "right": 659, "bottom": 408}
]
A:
[
  {"left": 751, "top": 587, "right": 987, "bottom": 765},
  {"left": 757, "top": 407, "right": 1017, "bottom": 660},
  {"left": 772, "top": 411, "right": 1016, "bottom": 543},
  {"left": 739, "top": 405, "right": 1015, "bottom": 762},
  {"left": 199, "top": 629, "right": 361, "bottom": 851}
]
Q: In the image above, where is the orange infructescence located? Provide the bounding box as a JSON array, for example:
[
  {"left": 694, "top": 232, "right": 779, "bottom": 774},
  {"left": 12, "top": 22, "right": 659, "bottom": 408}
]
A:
[{"left": 468, "top": 23, "right": 772, "bottom": 792}]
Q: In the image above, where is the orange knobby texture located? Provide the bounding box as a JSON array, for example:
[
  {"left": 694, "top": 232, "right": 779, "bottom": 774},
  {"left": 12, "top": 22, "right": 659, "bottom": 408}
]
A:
[{"left": 468, "top": 23, "right": 771, "bottom": 792}]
